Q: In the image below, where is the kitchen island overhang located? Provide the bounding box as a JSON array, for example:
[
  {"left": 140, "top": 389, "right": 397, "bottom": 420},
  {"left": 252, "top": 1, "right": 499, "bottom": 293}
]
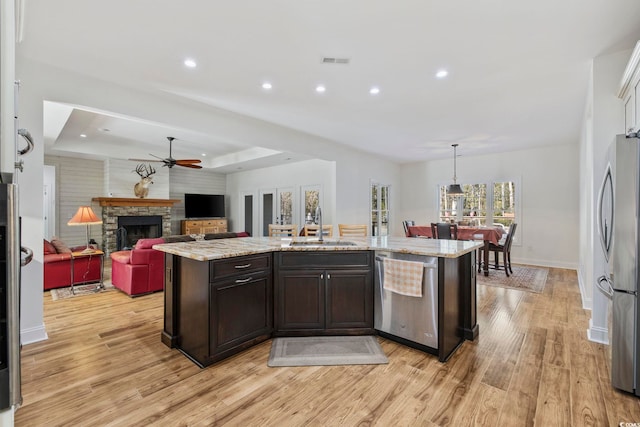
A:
[{"left": 154, "top": 236, "right": 482, "bottom": 366}]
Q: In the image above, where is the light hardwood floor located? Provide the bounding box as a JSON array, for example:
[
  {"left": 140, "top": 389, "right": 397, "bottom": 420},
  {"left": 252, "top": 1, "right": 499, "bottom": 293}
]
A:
[{"left": 15, "top": 267, "right": 640, "bottom": 426}]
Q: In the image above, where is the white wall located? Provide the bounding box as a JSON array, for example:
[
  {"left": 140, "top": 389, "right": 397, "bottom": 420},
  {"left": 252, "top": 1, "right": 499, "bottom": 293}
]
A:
[
  {"left": 399, "top": 143, "right": 580, "bottom": 269},
  {"left": 14, "top": 62, "right": 46, "bottom": 346},
  {"left": 169, "top": 166, "right": 226, "bottom": 234},
  {"left": 104, "top": 158, "right": 170, "bottom": 199},
  {"left": 334, "top": 147, "right": 402, "bottom": 235},
  {"left": 582, "top": 49, "right": 630, "bottom": 344},
  {"left": 578, "top": 65, "right": 594, "bottom": 311},
  {"left": 226, "top": 159, "right": 336, "bottom": 234},
  {"left": 227, "top": 155, "right": 403, "bottom": 237},
  {"left": 44, "top": 155, "right": 104, "bottom": 247}
]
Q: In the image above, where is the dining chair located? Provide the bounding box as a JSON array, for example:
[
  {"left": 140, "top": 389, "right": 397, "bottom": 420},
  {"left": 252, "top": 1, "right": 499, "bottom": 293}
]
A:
[
  {"left": 268, "top": 224, "right": 298, "bottom": 237},
  {"left": 303, "top": 224, "right": 333, "bottom": 237},
  {"left": 431, "top": 222, "right": 458, "bottom": 240},
  {"left": 338, "top": 224, "right": 367, "bottom": 236},
  {"left": 402, "top": 220, "right": 415, "bottom": 237},
  {"left": 480, "top": 223, "right": 517, "bottom": 276}
]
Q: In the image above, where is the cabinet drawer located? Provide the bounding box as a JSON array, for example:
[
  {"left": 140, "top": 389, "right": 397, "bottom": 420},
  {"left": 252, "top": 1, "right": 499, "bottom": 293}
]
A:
[
  {"left": 184, "top": 221, "right": 200, "bottom": 228},
  {"left": 211, "top": 254, "right": 272, "bottom": 280},
  {"left": 278, "top": 251, "right": 372, "bottom": 269}
]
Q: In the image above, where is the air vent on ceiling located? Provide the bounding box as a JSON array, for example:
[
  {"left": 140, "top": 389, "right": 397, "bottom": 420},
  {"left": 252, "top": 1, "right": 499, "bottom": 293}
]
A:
[{"left": 321, "top": 57, "right": 350, "bottom": 64}]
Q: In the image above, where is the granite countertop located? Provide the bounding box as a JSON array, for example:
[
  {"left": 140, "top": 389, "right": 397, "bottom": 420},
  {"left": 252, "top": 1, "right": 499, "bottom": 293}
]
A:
[{"left": 152, "top": 236, "right": 482, "bottom": 262}]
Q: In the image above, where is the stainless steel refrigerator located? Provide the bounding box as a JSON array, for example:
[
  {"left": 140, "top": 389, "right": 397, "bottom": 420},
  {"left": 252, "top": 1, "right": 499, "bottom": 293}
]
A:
[
  {"left": 0, "top": 182, "right": 28, "bottom": 410},
  {"left": 597, "top": 133, "right": 640, "bottom": 396}
]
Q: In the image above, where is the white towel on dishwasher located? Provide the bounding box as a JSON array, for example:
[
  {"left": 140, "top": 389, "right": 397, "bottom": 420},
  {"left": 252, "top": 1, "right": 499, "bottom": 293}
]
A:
[{"left": 383, "top": 258, "right": 424, "bottom": 297}]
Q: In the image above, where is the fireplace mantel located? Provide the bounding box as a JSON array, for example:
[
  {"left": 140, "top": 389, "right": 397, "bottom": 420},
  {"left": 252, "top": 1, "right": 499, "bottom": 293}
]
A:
[{"left": 92, "top": 197, "right": 181, "bottom": 207}]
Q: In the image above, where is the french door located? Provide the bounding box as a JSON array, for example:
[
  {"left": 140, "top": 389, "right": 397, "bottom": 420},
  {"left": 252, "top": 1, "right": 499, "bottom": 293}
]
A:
[{"left": 259, "top": 187, "right": 295, "bottom": 236}]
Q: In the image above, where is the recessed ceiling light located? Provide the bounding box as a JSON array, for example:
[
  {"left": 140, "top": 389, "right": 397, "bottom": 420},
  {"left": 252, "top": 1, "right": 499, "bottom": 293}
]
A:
[
  {"left": 80, "top": 134, "right": 87, "bottom": 138},
  {"left": 201, "top": 153, "right": 207, "bottom": 157},
  {"left": 315, "top": 85, "right": 326, "bottom": 93},
  {"left": 369, "top": 87, "right": 380, "bottom": 95},
  {"left": 436, "top": 69, "right": 448, "bottom": 78},
  {"left": 262, "top": 82, "right": 272, "bottom": 90},
  {"left": 184, "top": 58, "right": 197, "bottom": 68}
]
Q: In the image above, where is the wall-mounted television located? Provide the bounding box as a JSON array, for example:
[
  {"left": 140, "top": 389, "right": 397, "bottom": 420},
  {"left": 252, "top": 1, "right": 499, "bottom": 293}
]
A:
[{"left": 184, "top": 193, "right": 225, "bottom": 218}]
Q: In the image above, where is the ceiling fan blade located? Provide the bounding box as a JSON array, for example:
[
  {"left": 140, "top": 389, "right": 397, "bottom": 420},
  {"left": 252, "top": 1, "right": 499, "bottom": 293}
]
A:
[
  {"left": 175, "top": 159, "right": 202, "bottom": 165},
  {"left": 179, "top": 163, "right": 203, "bottom": 169},
  {"left": 128, "top": 158, "right": 165, "bottom": 162}
]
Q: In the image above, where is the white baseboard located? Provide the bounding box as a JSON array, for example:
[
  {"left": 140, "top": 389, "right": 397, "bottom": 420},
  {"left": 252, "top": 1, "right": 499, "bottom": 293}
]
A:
[
  {"left": 587, "top": 318, "right": 609, "bottom": 344},
  {"left": 21, "top": 324, "right": 48, "bottom": 345},
  {"left": 0, "top": 407, "right": 14, "bottom": 427},
  {"left": 577, "top": 268, "right": 592, "bottom": 310},
  {"left": 512, "top": 257, "right": 577, "bottom": 270}
]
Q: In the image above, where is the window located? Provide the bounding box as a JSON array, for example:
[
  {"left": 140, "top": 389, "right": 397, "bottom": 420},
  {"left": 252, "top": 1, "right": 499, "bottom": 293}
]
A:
[
  {"left": 371, "top": 183, "right": 390, "bottom": 236},
  {"left": 278, "top": 188, "right": 293, "bottom": 225},
  {"left": 301, "top": 185, "right": 321, "bottom": 225},
  {"left": 439, "top": 184, "right": 487, "bottom": 225},
  {"left": 438, "top": 180, "right": 517, "bottom": 234},
  {"left": 303, "top": 187, "right": 319, "bottom": 219},
  {"left": 492, "top": 181, "right": 516, "bottom": 230}
]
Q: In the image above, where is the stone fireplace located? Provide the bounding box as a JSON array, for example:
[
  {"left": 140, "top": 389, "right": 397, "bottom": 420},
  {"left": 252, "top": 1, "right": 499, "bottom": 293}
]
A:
[{"left": 92, "top": 198, "right": 180, "bottom": 256}]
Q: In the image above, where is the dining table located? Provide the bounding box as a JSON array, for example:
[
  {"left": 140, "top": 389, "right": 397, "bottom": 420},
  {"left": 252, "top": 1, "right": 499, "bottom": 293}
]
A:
[{"left": 406, "top": 224, "right": 506, "bottom": 276}]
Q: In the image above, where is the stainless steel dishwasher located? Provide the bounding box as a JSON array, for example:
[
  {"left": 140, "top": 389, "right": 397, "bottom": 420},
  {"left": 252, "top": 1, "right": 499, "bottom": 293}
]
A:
[{"left": 374, "top": 251, "right": 438, "bottom": 350}]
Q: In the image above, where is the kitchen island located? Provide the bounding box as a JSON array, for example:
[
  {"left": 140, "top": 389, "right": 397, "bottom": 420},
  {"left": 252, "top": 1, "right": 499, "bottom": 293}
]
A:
[{"left": 154, "top": 236, "right": 481, "bottom": 366}]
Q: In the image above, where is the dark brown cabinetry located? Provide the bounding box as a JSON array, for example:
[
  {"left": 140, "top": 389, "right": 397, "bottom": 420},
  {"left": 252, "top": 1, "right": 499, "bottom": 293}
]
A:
[
  {"left": 274, "top": 251, "right": 373, "bottom": 335},
  {"left": 168, "top": 253, "right": 272, "bottom": 367}
]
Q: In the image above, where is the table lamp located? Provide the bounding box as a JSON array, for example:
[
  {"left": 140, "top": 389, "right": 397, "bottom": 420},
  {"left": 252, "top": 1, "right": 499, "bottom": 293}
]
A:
[{"left": 67, "top": 206, "right": 102, "bottom": 254}]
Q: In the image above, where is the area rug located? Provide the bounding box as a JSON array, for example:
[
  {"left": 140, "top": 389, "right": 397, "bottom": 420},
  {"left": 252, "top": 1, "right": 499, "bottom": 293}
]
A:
[
  {"left": 477, "top": 265, "right": 548, "bottom": 293},
  {"left": 268, "top": 336, "right": 388, "bottom": 367},
  {"left": 50, "top": 282, "right": 115, "bottom": 301}
]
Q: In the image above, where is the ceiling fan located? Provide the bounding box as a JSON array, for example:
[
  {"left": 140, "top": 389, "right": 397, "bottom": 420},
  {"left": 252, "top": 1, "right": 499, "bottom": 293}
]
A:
[{"left": 129, "top": 136, "right": 203, "bottom": 169}]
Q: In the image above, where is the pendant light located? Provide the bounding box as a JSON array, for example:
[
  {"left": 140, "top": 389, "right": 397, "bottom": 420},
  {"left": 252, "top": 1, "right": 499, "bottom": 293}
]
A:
[{"left": 447, "top": 143, "right": 464, "bottom": 196}]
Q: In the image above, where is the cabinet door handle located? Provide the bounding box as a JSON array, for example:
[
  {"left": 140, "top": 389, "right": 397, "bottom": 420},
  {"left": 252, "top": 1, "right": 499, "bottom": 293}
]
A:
[
  {"left": 320, "top": 273, "right": 324, "bottom": 280},
  {"left": 327, "top": 273, "right": 331, "bottom": 280},
  {"left": 234, "top": 263, "right": 252, "bottom": 269},
  {"left": 235, "top": 277, "right": 253, "bottom": 284}
]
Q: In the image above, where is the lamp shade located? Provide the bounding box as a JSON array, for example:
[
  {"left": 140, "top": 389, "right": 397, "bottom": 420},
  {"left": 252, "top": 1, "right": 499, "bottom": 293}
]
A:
[
  {"left": 447, "top": 143, "right": 464, "bottom": 197},
  {"left": 447, "top": 184, "right": 464, "bottom": 195},
  {"left": 67, "top": 206, "right": 102, "bottom": 226}
]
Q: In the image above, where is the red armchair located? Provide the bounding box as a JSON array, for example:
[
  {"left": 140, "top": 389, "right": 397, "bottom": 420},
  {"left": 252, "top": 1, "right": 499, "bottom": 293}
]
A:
[
  {"left": 110, "top": 237, "right": 165, "bottom": 296},
  {"left": 110, "top": 232, "right": 251, "bottom": 297},
  {"left": 44, "top": 239, "right": 102, "bottom": 291}
]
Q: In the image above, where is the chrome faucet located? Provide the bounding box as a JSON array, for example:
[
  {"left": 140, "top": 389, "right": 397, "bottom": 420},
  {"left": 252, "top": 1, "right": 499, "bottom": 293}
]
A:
[{"left": 315, "top": 206, "right": 323, "bottom": 242}]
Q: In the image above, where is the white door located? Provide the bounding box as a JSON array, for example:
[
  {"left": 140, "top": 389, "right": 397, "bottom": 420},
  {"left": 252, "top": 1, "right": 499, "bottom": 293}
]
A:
[
  {"left": 259, "top": 187, "right": 296, "bottom": 236},
  {"left": 276, "top": 187, "right": 294, "bottom": 225},
  {"left": 239, "top": 191, "right": 255, "bottom": 237},
  {"left": 259, "top": 189, "right": 275, "bottom": 237}
]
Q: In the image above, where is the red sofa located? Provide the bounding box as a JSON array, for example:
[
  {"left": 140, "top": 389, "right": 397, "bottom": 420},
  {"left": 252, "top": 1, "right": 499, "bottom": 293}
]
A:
[
  {"left": 44, "top": 239, "right": 102, "bottom": 291},
  {"left": 110, "top": 232, "right": 249, "bottom": 296}
]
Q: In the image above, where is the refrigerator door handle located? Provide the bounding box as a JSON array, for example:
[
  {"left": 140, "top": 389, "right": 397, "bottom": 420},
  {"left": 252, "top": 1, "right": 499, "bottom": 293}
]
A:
[
  {"left": 597, "top": 165, "right": 614, "bottom": 261},
  {"left": 16, "top": 128, "right": 34, "bottom": 156},
  {"left": 596, "top": 275, "right": 614, "bottom": 298},
  {"left": 20, "top": 246, "right": 33, "bottom": 266}
]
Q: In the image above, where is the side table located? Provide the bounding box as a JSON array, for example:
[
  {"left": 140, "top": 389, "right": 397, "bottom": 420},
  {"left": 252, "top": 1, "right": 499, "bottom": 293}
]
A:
[{"left": 70, "top": 250, "right": 104, "bottom": 294}]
